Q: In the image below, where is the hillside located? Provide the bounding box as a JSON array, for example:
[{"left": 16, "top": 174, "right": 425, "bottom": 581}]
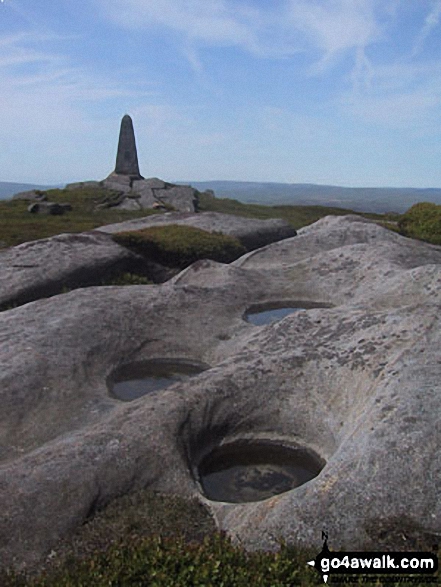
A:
[
  {"left": 178, "top": 180, "right": 441, "bottom": 214},
  {"left": 0, "top": 181, "right": 58, "bottom": 200},
  {"left": 3, "top": 180, "right": 441, "bottom": 214}
]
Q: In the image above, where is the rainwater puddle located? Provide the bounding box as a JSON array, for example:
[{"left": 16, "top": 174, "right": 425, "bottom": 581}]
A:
[
  {"left": 244, "top": 301, "right": 330, "bottom": 326},
  {"left": 109, "top": 360, "right": 207, "bottom": 402},
  {"left": 198, "top": 441, "right": 324, "bottom": 503},
  {"left": 245, "top": 307, "right": 301, "bottom": 326}
]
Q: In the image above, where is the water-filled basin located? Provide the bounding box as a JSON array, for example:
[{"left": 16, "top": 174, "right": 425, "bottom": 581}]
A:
[
  {"left": 244, "top": 301, "right": 330, "bottom": 326},
  {"left": 198, "top": 441, "right": 324, "bottom": 503},
  {"left": 108, "top": 359, "right": 208, "bottom": 402}
]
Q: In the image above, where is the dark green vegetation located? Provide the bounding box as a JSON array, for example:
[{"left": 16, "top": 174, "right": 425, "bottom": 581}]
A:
[
  {"left": 2, "top": 489, "right": 427, "bottom": 587},
  {"left": 0, "top": 187, "right": 159, "bottom": 249},
  {"left": 101, "top": 272, "right": 153, "bottom": 286},
  {"left": 398, "top": 202, "right": 441, "bottom": 245},
  {"left": 113, "top": 224, "right": 246, "bottom": 268}
]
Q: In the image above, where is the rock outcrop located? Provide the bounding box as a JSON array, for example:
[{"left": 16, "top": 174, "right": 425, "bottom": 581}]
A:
[
  {"left": 64, "top": 175, "right": 206, "bottom": 213},
  {"left": 0, "top": 213, "right": 296, "bottom": 308},
  {"left": 97, "top": 211, "right": 297, "bottom": 250},
  {"left": 0, "top": 232, "right": 143, "bottom": 309},
  {"left": 0, "top": 215, "right": 440, "bottom": 571}
]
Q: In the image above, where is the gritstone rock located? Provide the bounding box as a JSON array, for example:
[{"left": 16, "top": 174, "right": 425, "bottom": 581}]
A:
[
  {"left": 0, "top": 232, "right": 144, "bottom": 309},
  {"left": 97, "top": 211, "right": 297, "bottom": 250},
  {"left": 0, "top": 215, "right": 440, "bottom": 571},
  {"left": 0, "top": 213, "right": 295, "bottom": 308}
]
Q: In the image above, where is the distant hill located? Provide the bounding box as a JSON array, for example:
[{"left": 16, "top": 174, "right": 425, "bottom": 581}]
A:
[
  {"left": 3, "top": 179, "right": 441, "bottom": 214},
  {"left": 0, "top": 181, "right": 59, "bottom": 200},
  {"left": 178, "top": 181, "right": 441, "bottom": 214}
]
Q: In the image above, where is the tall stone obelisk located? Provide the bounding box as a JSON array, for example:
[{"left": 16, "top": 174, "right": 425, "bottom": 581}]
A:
[{"left": 114, "top": 114, "right": 143, "bottom": 178}]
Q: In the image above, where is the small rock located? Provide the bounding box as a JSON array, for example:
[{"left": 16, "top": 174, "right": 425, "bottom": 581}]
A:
[{"left": 27, "top": 202, "right": 70, "bottom": 215}]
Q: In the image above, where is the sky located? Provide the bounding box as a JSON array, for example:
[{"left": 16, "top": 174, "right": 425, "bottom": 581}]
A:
[{"left": 1, "top": 0, "right": 441, "bottom": 188}]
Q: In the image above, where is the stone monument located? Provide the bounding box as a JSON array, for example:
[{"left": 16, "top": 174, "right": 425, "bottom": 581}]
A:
[
  {"left": 114, "top": 114, "right": 143, "bottom": 179},
  {"left": 67, "top": 113, "right": 211, "bottom": 212}
]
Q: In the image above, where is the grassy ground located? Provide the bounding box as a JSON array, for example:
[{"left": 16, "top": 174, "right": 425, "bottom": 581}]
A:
[
  {"left": 0, "top": 187, "right": 159, "bottom": 249},
  {"left": 0, "top": 187, "right": 401, "bottom": 250}
]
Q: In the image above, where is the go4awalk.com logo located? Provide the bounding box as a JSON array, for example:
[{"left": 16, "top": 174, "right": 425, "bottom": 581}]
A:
[{"left": 307, "top": 532, "right": 438, "bottom": 584}]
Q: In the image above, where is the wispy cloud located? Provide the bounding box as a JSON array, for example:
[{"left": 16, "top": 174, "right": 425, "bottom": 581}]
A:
[
  {"left": 98, "top": 0, "right": 395, "bottom": 73},
  {"left": 99, "top": 0, "right": 260, "bottom": 51},
  {"left": 287, "top": 0, "right": 381, "bottom": 57},
  {"left": 412, "top": 0, "right": 441, "bottom": 56},
  {"left": 341, "top": 58, "right": 441, "bottom": 130}
]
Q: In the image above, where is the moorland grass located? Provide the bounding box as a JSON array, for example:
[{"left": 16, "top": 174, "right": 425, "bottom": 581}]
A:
[
  {"left": 0, "top": 186, "right": 402, "bottom": 251},
  {"left": 113, "top": 224, "right": 247, "bottom": 268},
  {"left": 0, "top": 187, "right": 159, "bottom": 249}
]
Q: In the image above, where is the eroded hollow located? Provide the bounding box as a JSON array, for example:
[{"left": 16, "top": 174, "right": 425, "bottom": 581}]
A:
[
  {"left": 108, "top": 359, "right": 209, "bottom": 402},
  {"left": 197, "top": 440, "right": 325, "bottom": 503},
  {"left": 244, "top": 301, "right": 331, "bottom": 326}
]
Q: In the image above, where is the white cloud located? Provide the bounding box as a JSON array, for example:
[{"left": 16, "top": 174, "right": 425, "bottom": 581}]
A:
[
  {"left": 100, "top": 0, "right": 260, "bottom": 50},
  {"left": 287, "top": 0, "right": 381, "bottom": 55},
  {"left": 98, "top": 0, "right": 396, "bottom": 73},
  {"left": 342, "top": 54, "right": 441, "bottom": 130},
  {"left": 412, "top": 0, "right": 441, "bottom": 56}
]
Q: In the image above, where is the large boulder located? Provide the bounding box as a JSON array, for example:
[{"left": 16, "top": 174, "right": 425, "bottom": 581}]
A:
[
  {"left": 97, "top": 211, "right": 297, "bottom": 250},
  {"left": 0, "top": 216, "right": 440, "bottom": 571},
  {"left": 0, "top": 231, "right": 144, "bottom": 309},
  {"left": 96, "top": 175, "right": 203, "bottom": 212},
  {"left": 0, "top": 213, "right": 295, "bottom": 309}
]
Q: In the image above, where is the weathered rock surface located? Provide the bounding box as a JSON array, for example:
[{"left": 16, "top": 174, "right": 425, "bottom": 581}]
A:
[
  {"left": 98, "top": 211, "right": 297, "bottom": 250},
  {"left": 99, "top": 175, "right": 200, "bottom": 212},
  {"left": 0, "top": 232, "right": 143, "bottom": 309},
  {"left": 64, "top": 174, "right": 207, "bottom": 213},
  {"left": 1, "top": 215, "right": 440, "bottom": 571},
  {"left": 0, "top": 213, "right": 295, "bottom": 308}
]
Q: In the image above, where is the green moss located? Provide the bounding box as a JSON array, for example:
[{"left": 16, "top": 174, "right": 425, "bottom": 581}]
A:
[
  {"left": 398, "top": 202, "right": 441, "bottom": 245},
  {"left": 113, "top": 224, "right": 247, "bottom": 268}
]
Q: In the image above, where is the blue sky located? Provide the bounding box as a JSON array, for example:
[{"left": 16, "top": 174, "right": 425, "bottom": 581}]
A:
[{"left": 1, "top": 0, "right": 441, "bottom": 187}]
